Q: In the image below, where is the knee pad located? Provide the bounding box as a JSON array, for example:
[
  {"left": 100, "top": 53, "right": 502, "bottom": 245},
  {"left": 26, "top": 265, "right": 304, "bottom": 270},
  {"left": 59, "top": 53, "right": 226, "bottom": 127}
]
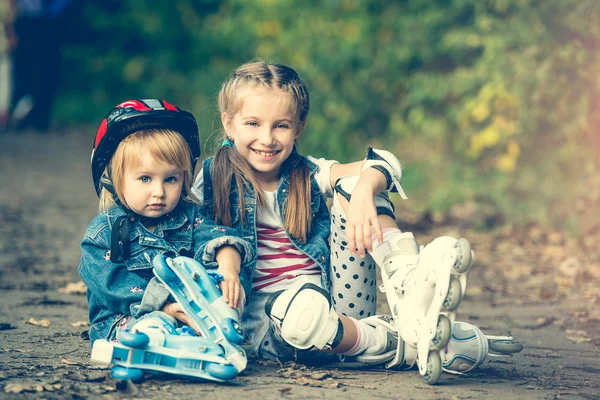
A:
[
  {"left": 125, "top": 312, "right": 178, "bottom": 347},
  {"left": 265, "top": 280, "right": 343, "bottom": 350},
  {"left": 334, "top": 175, "right": 396, "bottom": 219}
]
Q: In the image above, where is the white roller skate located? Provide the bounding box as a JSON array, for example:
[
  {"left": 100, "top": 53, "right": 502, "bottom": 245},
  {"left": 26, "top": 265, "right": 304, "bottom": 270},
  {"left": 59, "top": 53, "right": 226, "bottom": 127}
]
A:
[
  {"left": 375, "top": 234, "right": 474, "bottom": 384},
  {"left": 443, "top": 321, "right": 524, "bottom": 374},
  {"left": 90, "top": 255, "right": 247, "bottom": 382}
]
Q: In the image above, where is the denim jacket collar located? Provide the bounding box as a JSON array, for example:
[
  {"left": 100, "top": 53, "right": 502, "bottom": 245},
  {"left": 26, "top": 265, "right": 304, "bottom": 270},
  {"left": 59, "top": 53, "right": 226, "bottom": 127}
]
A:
[{"left": 102, "top": 203, "right": 190, "bottom": 240}]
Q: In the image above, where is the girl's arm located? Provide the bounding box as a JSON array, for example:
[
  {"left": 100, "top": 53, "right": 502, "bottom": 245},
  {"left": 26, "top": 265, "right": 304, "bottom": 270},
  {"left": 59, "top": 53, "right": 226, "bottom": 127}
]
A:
[
  {"left": 191, "top": 211, "right": 255, "bottom": 308},
  {"left": 329, "top": 161, "right": 364, "bottom": 188},
  {"left": 215, "top": 245, "right": 242, "bottom": 309},
  {"left": 327, "top": 153, "right": 399, "bottom": 257}
]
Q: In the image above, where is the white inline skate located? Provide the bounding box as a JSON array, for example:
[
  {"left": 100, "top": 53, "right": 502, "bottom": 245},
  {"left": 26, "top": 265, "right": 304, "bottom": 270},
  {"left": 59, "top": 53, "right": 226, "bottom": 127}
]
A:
[{"left": 375, "top": 234, "right": 474, "bottom": 384}]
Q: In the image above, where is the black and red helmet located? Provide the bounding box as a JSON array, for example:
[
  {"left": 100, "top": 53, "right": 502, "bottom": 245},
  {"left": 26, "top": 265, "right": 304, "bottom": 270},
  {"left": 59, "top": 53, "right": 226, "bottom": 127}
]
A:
[{"left": 91, "top": 99, "right": 201, "bottom": 196}]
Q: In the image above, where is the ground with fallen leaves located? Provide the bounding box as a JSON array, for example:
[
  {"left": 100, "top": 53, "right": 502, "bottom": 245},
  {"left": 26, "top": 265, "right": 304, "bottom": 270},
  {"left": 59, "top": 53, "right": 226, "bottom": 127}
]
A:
[{"left": 1, "top": 131, "right": 599, "bottom": 400}]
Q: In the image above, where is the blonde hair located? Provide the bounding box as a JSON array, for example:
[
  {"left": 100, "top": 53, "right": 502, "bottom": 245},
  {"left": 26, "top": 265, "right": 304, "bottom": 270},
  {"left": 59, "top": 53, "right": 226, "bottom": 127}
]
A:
[
  {"left": 212, "top": 61, "right": 312, "bottom": 243},
  {"left": 99, "top": 129, "right": 193, "bottom": 212}
]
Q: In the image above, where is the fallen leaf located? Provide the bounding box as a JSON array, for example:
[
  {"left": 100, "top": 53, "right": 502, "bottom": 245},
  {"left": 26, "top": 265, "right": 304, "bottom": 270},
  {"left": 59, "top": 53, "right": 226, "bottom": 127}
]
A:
[
  {"left": 61, "top": 358, "right": 80, "bottom": 365},
  {"left": 256, "top": 359, "right": 281, "bottom": 367},
  {"left": 71, "top": 321, "right": 89, "bottom": 327},
  {"left": 4, "top": 383, "right": 26, "bottom": 393},
  {"left": 295, "top": 377, "right": 339, "bottom": 389},
  {"left": 58, "top": 281, "right": 87, "bottom": 295},
  {"left": 566, "top": 329, "right": 588, "bottom": 336},
  {"left": 278, "top": 387, "right": 292, "bottom": 394},
  {"left": 42, "top": 384, "right": 54, "bottom": 392},
  {"left": 24, "top": 318, "right": 51, "bottom": 328},
  {"left": 567, "top": 336, "right": 591, "bottom": 344}
]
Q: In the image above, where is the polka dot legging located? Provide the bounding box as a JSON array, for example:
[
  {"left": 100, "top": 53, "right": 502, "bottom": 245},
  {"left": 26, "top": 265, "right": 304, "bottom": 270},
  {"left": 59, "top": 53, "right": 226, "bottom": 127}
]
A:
[{"left": 329, "top": 202, "right": 378, "bottom": 319}]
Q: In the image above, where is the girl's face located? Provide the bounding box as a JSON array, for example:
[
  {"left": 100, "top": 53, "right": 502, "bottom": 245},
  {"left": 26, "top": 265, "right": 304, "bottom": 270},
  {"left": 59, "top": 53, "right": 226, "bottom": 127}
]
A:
[
  {"left": 223, "top": 89, "right": 302, "bottom": 190},
  {"left": 121, "top": 147, "right": 184, "bottom": 219}
]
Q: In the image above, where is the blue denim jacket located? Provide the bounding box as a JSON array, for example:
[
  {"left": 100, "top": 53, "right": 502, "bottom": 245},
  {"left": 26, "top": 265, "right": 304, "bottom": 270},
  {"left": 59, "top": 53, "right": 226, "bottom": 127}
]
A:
[
  {"left": 78, "top": 200, "right": 256, "bottom": 345},
  {"left": 192, "top": 154, "right": 332, "bottom": 299}
]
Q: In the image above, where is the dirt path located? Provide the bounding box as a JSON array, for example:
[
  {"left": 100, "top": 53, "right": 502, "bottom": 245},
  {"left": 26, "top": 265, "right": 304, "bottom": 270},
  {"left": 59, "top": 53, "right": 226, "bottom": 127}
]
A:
[{"left": 0, "top": 131, "right": 598, "bottom": 399}]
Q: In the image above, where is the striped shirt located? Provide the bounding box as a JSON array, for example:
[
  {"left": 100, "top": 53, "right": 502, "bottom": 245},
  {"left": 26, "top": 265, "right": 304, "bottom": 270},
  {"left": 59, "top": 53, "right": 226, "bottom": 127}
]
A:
[
  {"left": 253, "top": 221, "right": 321, "bottom": 291},
  {"left": 252, "top": 191, "right": 321, "bottom": 292}
]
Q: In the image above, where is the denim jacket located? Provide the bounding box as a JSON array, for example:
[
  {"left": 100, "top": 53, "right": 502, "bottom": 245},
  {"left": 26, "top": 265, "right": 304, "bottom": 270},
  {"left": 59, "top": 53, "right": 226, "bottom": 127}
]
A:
[
  {"left": 192, "top": 154, "right": 332, "bottom": 300},
  {"left": 78, "top": 200, "right": 256, "bottom": 345}
]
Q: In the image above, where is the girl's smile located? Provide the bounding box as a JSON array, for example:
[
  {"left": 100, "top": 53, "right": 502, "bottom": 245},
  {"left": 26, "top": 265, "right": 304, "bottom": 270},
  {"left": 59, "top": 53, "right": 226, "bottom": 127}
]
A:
[{"left": 223, "top": 89, "right": 302, "bottom": 190}]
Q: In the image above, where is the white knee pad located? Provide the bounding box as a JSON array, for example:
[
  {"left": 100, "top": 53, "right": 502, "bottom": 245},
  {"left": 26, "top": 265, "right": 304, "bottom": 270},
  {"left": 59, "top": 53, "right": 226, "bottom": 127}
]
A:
[{"left": 265, "top": 280, "right": 342, "bottom": 350}]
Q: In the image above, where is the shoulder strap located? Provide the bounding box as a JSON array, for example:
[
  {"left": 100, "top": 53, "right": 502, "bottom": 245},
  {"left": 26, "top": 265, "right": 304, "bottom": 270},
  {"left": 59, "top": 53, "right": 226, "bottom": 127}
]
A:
[{"left": 110, "top": 216, "right": 131, "bottom": 262}]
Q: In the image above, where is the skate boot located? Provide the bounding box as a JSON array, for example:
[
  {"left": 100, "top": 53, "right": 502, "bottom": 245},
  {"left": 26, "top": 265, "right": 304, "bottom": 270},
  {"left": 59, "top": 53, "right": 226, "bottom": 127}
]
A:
[
  {"left": 352, "top": 315, "right": 399, "bottom": 365},
  {"left": 374, "top": 233, "right": 474, "bottom": 384},
  {"left": 90, "top": 255, "right": 247, "bottom": 382},
  {"left": 90, "top": 312, "right": 242, "bottom": 382},
  {"left": 443, "top": 321, "right": 524, "bottom": 374}
]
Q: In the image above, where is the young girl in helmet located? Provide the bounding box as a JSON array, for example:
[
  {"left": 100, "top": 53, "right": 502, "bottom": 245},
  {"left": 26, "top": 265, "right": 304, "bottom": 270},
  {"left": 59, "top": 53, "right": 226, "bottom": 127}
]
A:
[{"left": 79, "top": 99, "right": 255, "bottom": 346}]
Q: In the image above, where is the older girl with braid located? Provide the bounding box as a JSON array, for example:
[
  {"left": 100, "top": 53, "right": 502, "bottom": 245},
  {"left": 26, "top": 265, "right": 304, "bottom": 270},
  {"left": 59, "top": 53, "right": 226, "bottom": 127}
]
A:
[{"left": 191, "top": 61, "right": 509, "bottom": 383}]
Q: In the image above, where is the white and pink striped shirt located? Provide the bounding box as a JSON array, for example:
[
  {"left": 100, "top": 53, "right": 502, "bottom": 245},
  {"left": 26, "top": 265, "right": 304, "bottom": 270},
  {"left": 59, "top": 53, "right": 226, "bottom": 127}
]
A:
[{"left": 253, "top": 221, "right": 321, "bottom": 292}]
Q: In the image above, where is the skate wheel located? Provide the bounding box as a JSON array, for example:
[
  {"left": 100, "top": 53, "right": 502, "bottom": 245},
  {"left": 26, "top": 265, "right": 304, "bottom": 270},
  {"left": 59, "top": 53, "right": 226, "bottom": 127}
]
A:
[
  {"left": 489, "top": 339, "right": 523, "bottom": 354},
  {"left": 453, "top": 239, "right": 472, "bottom": 273},
  {"left": 117, "top": 330, "right": 150, "bottom": 349},
  {"left": 153, "top": 255, "right": 178, "bottom": 284},
  {"left": 432, "top": 315, "right": 451, "bottom": 350},
  {"left": 205, "top": 362, "right": 238, "bottom": 380},
  {"left": 442, "top": 277, "right": 462, "bottom": 312},
  {"left": 111, "top": 366, "right": 144, "bottom": 382},
  {"left": 423, "top": 351, "right": 442, "bottom": 385},
  {"left": 221, "top": 318, "right": 244, "bottom": 345}
]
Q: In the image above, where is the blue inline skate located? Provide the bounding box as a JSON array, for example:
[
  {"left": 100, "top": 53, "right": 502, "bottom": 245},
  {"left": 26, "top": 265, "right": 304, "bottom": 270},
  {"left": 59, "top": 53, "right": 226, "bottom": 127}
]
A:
[{"left": 90, "top": 254, "right": 246, "bottom": 382}]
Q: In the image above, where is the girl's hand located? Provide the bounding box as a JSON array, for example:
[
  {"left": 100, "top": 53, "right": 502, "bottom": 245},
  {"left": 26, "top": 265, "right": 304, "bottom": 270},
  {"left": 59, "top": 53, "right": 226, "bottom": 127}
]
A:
[
  {"left": 341, "top": 180, "right": 383, "bottom": 258},
  {"left": 217, "top": 267, "right": 242, "bottom": 309},
  {"left": 215, "top": 245, "right": 242, "bottom": 309},
  {"left": 161, "top": 302, "right": 201, "bottom": 335}
]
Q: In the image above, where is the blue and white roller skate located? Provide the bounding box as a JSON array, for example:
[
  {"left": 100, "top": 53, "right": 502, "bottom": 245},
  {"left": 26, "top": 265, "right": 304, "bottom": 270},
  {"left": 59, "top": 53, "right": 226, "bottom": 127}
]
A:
[
  {"left": 375, "top": 234, "right": 474, "bottom": 384},
  {"left": 90, "top": 255, "right": 246, "bottom": 382}
]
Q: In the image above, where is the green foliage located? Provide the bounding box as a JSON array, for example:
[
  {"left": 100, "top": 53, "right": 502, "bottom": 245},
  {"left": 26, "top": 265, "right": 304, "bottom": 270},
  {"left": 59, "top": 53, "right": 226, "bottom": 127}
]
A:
[{"left": 58, "top": 0, "right": 600, "bottom": 229}]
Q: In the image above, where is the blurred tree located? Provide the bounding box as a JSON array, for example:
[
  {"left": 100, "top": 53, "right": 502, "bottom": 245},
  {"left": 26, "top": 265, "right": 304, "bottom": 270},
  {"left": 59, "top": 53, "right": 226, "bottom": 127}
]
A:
[{"left": 57, "top": 0, "right": 600, "bottom": 231}]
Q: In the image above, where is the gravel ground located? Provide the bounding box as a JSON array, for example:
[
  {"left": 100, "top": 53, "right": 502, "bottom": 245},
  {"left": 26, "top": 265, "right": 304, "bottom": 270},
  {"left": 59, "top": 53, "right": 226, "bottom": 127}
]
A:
[{"left": 0, "top": 130, "right": 598, "bottom": 399}]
